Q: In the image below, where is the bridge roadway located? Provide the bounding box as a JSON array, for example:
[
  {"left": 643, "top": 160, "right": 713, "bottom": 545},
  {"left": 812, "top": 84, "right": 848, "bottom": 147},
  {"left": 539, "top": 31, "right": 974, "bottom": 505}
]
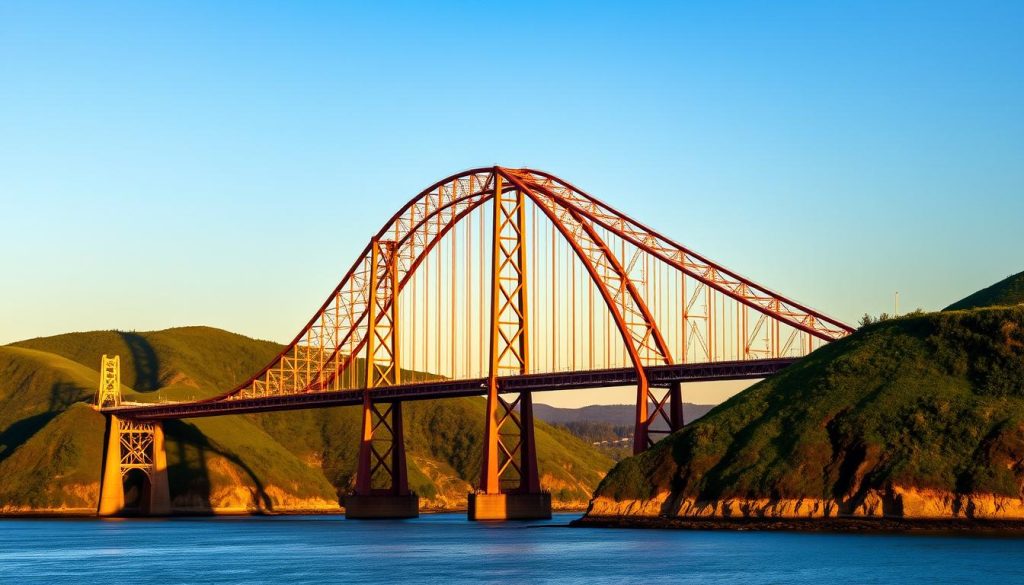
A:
[{"left": 103, "top": 357, "right": 797, "bottom": 421}]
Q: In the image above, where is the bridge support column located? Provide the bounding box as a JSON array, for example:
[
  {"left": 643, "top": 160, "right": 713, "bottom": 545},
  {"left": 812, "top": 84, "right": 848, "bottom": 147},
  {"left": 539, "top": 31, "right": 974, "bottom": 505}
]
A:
[
  {"left": 346, "top": 399, "right": 418, "bottom": 519},
  {"left": 469, "top": 171, "right": 550, "bottom": 521},
  {"left": 97, "top": 416, "right": 125, "bottom": 516},
  {"left": 97, "top": 415, "right": 171, "bottom": 517},
  {"left": 149, "top": 422, "right": 172, "bottom": 515},
  {"left": 633, "top": 377, "right": 650, "bottom": 455},
  {"left": 634, "top": 378, "right": 687, "bottom": 454},
  {"left": 470, "top": 388, "right": 550, "bottom": 521},
  {"left": 669, "top": 380, "right": 684, "bottom": 430},
  {"left": 346, "top": 238, "right": 418, "bottom": 519}
]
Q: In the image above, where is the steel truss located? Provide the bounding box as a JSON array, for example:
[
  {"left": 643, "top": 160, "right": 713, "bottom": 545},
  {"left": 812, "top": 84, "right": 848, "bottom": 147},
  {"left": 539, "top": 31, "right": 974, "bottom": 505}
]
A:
[
  {"left": 118, "top": 418, "right": 157, "bottom": 477},
  {"left": 105, "top": 166, "right": 853, "bottom": 465},
  {"left": 356, "top": 239, "right": 408, "bottom": 495},
  {"left": 480, "top": 177, "right": 539, "bottom": 495}
]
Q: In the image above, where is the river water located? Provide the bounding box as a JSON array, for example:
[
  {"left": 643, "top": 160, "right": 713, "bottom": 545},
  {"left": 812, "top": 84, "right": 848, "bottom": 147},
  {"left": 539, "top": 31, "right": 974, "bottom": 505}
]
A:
[{"left": 2, "top": 513, "right": 1023, "bottom": 584}]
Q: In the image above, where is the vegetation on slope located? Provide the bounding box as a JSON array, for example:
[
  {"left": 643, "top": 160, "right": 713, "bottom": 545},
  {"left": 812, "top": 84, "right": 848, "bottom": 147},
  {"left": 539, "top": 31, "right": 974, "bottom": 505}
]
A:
[
  {"left": 12, "top": 326, "right": 281, "bottom": 399},
  {"left": 593, "top": 306, "right": 1024, "bottom": 512},
  {"left": 0, "top": 403, "right": 105, "bottom": 511},
  {"left": 163, "top": 416, "right": 339, "bottom": 511},
  {"left": 945, "top": 270, "right": 1024, "bottom": 311},
  {"left": 0, "top": 346, "right": 99, "bottom": 462}
]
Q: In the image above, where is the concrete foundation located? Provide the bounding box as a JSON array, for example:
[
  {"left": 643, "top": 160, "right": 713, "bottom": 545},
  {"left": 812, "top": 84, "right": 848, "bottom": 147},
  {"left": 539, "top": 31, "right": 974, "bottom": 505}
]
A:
[
  {"left": 344, "top": 494, "right": 420, "bottom": 519},
  {"left": 468, "top": 492, "right": 552, "bottom": 521},
  {"left": 97, "top": 416, "right": 125, "bottom": 517},
  {"left": 148, "top": 422, "right": 172, "bottom": 515},
  {"left": 97, "top": 415, "right": 172, "bottom": 517}
]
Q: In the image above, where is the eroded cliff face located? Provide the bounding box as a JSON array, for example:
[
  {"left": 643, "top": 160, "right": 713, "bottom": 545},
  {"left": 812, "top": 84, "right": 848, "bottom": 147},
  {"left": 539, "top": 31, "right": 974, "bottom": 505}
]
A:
[
  {"left": 172, "top": 485, "right": 340, "bottom": 514},
  {"left": 0, "top": 482, "right": 100, "bottom": 515},
  {"left": 586, "top": 486, "right": 1024, "bottom": 520}
]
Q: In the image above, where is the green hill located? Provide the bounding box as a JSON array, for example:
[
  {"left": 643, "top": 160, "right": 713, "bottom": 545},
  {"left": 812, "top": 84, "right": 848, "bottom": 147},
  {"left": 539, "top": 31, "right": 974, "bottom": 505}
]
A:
[
  {"left": 945, "top": 270, "right": 1024, "bottom": 311},
  {"left": 1, "top": 327, "right": 612, "bottom": 514},
  {"left": 586, "top": 305, "right": 1024, "bottom": 521},
  {"left": 0, "top": 346, "right": 100, "bottom": 461},
  {"left": 0, "top": 404, "right": 105, "bottom": 512},
  {"left": 12, "top": 326, "right": 282, "bottom": 398}
]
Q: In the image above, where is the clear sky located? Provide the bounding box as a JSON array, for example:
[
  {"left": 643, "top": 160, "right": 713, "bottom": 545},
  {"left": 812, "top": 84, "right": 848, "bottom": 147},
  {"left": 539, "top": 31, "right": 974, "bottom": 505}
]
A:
[{"left": 1, "top": 2, "right": 1022, "bottom": 405}]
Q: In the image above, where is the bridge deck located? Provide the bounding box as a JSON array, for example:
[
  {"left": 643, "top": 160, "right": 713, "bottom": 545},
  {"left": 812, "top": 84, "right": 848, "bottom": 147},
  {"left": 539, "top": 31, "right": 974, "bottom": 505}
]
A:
[{"left": 103, "top": 358, "right": 797, "bottom": 420}]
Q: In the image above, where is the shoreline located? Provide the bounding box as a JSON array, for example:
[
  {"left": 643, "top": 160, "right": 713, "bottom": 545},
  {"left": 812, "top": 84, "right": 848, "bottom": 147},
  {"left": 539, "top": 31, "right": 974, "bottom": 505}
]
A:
[
  {"left": 0, "top": 506, "right": 589, "bottom": 520},
  {"left": 0, "top": 508, "right": 344, "bottom": 519},
  {"left": 573, "top": 515, "right": 1024, "bottom": 535}
]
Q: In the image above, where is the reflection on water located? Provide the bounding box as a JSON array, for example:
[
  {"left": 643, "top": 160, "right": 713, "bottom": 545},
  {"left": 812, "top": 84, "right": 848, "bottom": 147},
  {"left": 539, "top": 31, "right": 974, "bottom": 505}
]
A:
[{"left": 2, "top": 513, "right": 1024, "bottom": 584}]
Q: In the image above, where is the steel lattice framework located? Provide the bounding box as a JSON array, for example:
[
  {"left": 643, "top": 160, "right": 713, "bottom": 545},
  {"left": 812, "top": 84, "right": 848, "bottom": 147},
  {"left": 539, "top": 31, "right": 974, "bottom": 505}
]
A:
[
  {"left": 96, "top": 354, "right": 121, "bottom": 408},
  {"left": 355, "top": 238, "right": 409, "bottom": 496},
  {"left": 480, "top": 177, "right": 540, "bottom": 494},
  {"left": 105, "top": 166, "right": 853, "bottom": 501},
  {"left": 118, "top": 418, "right": 157, "bottom": 477}
]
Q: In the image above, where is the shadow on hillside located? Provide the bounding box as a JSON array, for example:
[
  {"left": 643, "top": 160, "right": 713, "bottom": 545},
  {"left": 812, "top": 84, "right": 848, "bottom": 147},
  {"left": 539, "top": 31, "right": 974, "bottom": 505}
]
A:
[
  {"left": 0, "top": 412, "right": 57, "bottom": 464},
  {"left": 0, "top": 382, "right": 94, "bottom": 465},
  {"left": 48, "top": 381, "right": 88, "bottom": 411},
  {"left": 117, "top": 332, "right": 161, "bottom": 392},
  {"left": 164, "top": 419, "right": 273, "bottom": 513}
]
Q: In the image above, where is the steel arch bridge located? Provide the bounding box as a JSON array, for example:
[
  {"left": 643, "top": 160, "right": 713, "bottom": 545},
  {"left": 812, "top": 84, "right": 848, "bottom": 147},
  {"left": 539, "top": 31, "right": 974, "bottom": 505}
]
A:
[{"left": 98, "top": 166, "right": 852, "bottom": 520}]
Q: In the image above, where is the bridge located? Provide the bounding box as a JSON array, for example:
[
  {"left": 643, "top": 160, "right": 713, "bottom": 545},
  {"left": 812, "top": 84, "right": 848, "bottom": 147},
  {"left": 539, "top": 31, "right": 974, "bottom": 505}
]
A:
[{"left": 95, "top": 167, "right": 853, "bottom": 520}]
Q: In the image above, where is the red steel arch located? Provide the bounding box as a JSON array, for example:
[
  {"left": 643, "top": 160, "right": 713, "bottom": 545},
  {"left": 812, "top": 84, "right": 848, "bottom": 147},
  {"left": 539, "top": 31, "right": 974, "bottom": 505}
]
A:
[
  {"left": 520, "top": 169, "right": 852, "bottom": 341},
  {"left": 196, "top": 166, "right": 853, "bottom": 450},
  {"left": 206, "top": 168, "right": 499, "bottom": 402}
]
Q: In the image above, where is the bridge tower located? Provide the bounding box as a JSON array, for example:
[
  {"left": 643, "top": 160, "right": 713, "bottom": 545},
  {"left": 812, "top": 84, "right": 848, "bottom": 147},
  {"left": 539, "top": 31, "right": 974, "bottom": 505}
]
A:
[
  {"left": 96, "top": 355, "right": 171, "bottom": 517},
  {"left": 469, "top": 172, "right": 551, "bottom": 520},
  {"left": 96, "top": 354, "right": 121, "bottom": 407},
  {"left": 345, "top": 239, "right": 419, "bottom": 519}
]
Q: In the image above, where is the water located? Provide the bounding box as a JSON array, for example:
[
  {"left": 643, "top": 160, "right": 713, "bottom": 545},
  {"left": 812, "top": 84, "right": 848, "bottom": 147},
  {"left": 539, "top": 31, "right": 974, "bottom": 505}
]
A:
[{"left": 2, "top": 513, "right": 1024, "bottom": 584}]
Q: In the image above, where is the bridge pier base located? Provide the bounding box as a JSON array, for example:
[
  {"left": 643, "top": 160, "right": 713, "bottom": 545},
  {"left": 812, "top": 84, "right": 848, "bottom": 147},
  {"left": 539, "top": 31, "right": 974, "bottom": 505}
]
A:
[
  {"left": 97, "top": 415, "right": 171, "bottom": 517},
  {"left": 468, "top": 492, "right": 552, "bottom": 521},
  {"left": 347, "top": 397, "right": 419, "bottom": 519},
  {"left": 97, "top": 416, "right": 125, "bottom": 516},
  {"left": 344, "top": 494, "right": 419, "bottom": 519},
  {"left": 149, "top": 422, "right": 172, "bottom": 516}
]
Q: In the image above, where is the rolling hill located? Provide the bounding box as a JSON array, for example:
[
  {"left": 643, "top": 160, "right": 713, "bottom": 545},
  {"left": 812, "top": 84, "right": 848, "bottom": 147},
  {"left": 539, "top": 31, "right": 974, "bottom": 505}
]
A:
[
  {"left": 0, "top": 327, "right": 613, "bottom": 514},
  {"left": 945, "top": 270, "right": 1024, "bottom": 311}
]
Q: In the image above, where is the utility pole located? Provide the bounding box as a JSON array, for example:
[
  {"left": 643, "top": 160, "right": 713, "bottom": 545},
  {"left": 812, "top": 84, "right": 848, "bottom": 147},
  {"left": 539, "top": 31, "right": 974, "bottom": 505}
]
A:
[{"left": 895, "top": 291, "right": 899, "bottom": 317}]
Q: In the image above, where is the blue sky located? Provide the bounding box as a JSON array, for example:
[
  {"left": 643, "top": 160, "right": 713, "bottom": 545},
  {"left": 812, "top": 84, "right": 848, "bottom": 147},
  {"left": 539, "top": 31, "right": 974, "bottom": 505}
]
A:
[{"left": 1, "top": 1, "right": 1022, "bottom": 361}]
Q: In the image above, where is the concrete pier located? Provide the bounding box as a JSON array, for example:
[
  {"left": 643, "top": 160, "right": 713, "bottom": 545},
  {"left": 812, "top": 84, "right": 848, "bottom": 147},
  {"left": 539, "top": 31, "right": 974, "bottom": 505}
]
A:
[
  {"left": 97, "top": 416, "right": 125, "bottom": 517},
  {"left": 344, "top": 494, "right": 420, "bottom": 519},
  {"left": 468, "top": 492, "right": 552, "bottom": 521},
  {"left": 96, "top": 415, "right": 171, "bottom": 517}
]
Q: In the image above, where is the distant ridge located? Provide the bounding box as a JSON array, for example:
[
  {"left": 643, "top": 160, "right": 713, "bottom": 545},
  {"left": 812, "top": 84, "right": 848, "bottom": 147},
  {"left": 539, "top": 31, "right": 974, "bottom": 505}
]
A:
[
  {"left": 534, "top": 403, "right": 716, "bottom": 427},
  {"left": 945, "top": 270, "right": 1024, "bottom": 311}
]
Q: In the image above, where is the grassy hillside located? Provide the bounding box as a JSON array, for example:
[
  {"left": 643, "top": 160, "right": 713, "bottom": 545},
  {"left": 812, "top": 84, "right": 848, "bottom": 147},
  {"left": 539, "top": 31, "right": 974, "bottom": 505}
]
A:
[
  {"left": 0, "top": 346, "right": 99, "bottom": 462},
  {"left": 0, "top": 403, "right": 105, "bottom": 511},
  {"left": 945, "top": 270, "right": 1024, "bottom": 311},
  {"left": 590, "top": 305, "right": 1024, "bottom": 517},
  {"left": 12, "top": 326, "right": 281, "bottom": 399},
  {"left": 1, "top": 327, "right": 613, "bottom": 513}
]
